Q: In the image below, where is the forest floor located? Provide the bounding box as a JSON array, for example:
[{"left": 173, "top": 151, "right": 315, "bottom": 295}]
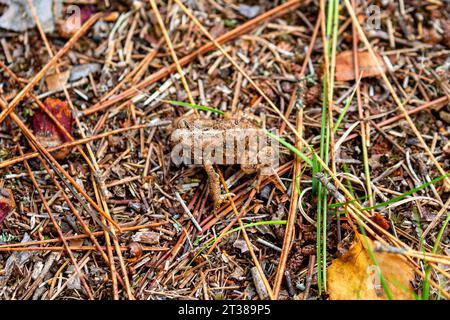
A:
[{"left": 0, "top": 0, "right": 449, "bottom": 300}]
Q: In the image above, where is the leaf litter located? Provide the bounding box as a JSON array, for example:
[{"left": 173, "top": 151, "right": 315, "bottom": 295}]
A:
[{"left": 0, "top": 0, "right": 448, "bottom": 301}]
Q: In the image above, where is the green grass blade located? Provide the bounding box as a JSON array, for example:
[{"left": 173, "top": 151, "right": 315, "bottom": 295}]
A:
[
  {"left": 423, "top": 212, "right": 450, "bottom": 300},
  {"left": 329, "top": 173, "right": 450, "bottom": 212},
  {"left": 167, "top": 100, "right": 224, "bottom": 115},
  {"left": 334, "top": 82, "right": 358, "bottom": 134},
  {"left": 265, "top": 130, "right": 313, "bottom": 167},
  {"left": 312, "top": 149, "right": 320, "bottom": 194},
  {"left": 364, "top": 172, "right": 450, "bottom": 211}
]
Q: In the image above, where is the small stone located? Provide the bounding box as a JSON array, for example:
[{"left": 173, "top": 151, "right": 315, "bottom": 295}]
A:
[
  {"left": 0, "top": 0, "right": 60, "bottom": 33},
  {"left": 238, "top": 4, "right": 260, "bottom": 19}
]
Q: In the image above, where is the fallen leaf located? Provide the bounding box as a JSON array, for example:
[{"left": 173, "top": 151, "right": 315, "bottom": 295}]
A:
[
  {"left": 328, "top": 236, "right": 415, "bottom": 300},
  {"left": 335, "top": 50, "right": 387, "bottom": 81},
  {"left": 31, "top": 98, "right": 73, "bottom": 160},
  {"left": 45, "top": 69, "right": 71, "bottom": 91},
  {"left": 0, "top": 188, "right": 16, "bottom": 227}
]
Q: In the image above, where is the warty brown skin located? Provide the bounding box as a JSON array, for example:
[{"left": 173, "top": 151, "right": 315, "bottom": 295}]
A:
[{"left": 171, "top": 111, "right": 274, "bottom": 207}]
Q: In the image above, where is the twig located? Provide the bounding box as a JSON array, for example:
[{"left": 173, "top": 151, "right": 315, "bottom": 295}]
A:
[
  {"left": 273, "top": 105, "right": 304, "bottom": 298},
  {"left": 175, "top": 191, "right": 202, "bottom": 232},
  {"left": 303, "top": 255, "right": 315, "bottom": 300},
  {"left": 0, "top": 246, "right": 168, "bottom": 252}
]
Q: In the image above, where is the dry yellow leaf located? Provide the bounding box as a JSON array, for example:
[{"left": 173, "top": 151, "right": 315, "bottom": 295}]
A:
[
  {"left": 335, "top": 50, "right": 387, "bottom": 81},
  {"left": 328, "top": 236, "right": 415, "bottom": 300}
]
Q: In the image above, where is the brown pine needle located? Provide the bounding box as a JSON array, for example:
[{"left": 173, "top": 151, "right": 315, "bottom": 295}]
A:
[
  {"left": 17, "top": 143, "right": 95, "bottom": 299},
  {"left": 148, "top": 0, "right": 196, "bottom": 107},
  {"left": 216, "top": 167, "right": 275, "bottom": 300},
  {"left": 273, "top": 109, "right": 304, "bottom": 298},
  {"left": 343, "top": 0, "right": 450, "bottom": 189},
  {"left": 0, "top": 222, "right": 168, "bottom": 249},
  {"left": 81, "top": 0, "right": 302, "bottom": 116}
]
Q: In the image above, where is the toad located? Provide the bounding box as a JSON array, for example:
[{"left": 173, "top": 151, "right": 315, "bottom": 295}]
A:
[{"left": 171, "top": 111, "right": 277, "bottom": 207}]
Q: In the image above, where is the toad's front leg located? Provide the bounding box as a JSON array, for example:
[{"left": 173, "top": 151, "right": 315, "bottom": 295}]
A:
[
  {"left": 204, "top": 161, "right": 235, "bottom": 208},
  {"left": 240, "top": 146, "right": 275, "bottom": 192}
]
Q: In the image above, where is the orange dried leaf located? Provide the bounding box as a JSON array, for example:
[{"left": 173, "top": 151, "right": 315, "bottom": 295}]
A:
[
  {"left": 328, "top": 236, "right": 415, "bottom": 300},
  {"left": 335, "top": 50, "right": 387, "bottom": 81}
]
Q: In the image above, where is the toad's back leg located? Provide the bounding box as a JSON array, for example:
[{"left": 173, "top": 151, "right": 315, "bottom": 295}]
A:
[{"left": 204, "top": 161, "right": 221, "bottom": 207}]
